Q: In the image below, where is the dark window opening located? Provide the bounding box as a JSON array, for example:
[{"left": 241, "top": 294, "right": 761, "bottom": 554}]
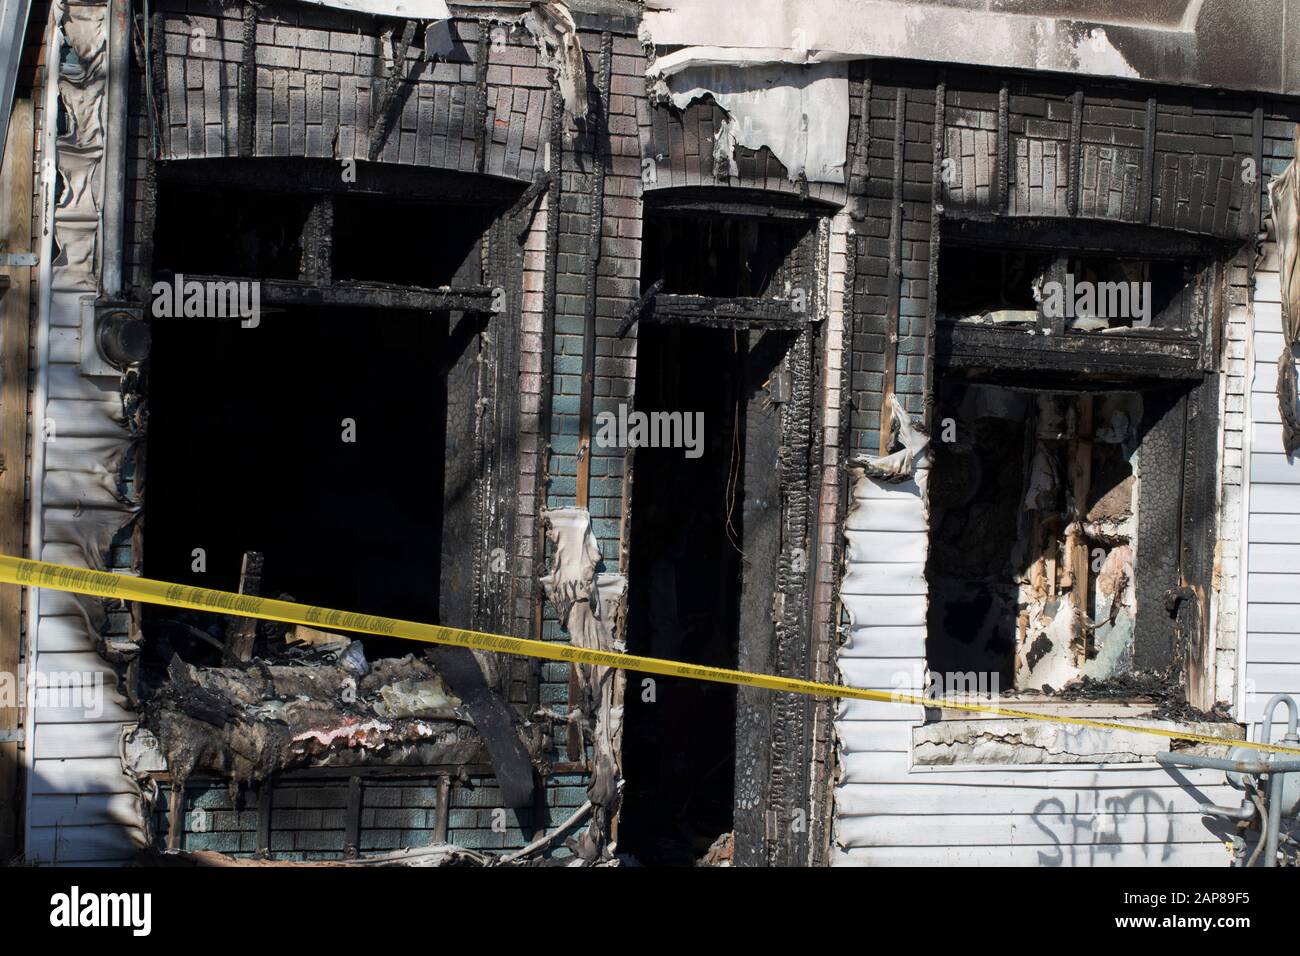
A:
[
  {"left": 153, "top": 184, "right": 312, "bottom": 280},
  {"left": 936, "top": 246, "right": 1051, "bottom": 318},
  {"left": 936, "top": 242, "right": 1208, "bottom": 332},
  {"left": 926, "top": 379, "right": 1173, "bottom": 696},
  {"left": 331, "top": 194, "right": 492, "bottom": 287},
  {"left": 142, "top": 306, "right": 465, "bottom": 664},
  {"left": 641, "top": 210, "right": 812, "bottom": 298},
  {"left": 621, "top": 323, "right": 745, "bottom": 865}
]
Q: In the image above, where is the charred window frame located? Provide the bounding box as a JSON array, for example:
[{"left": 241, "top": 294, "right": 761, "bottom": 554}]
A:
[
  {"left": 141, "top": 157, "right": 529, "bottom": 667},
  {"left": 924, "top": 219, "right": 1234, "bottom": 719}
]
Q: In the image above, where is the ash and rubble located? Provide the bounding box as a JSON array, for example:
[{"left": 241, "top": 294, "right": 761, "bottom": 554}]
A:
[{"left": 137, "top": 613, "right": 499, "bottom": 792}]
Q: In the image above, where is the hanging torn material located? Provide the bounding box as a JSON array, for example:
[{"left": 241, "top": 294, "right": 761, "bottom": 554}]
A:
[
  {"left": 648, "top": 56, "right": 849, "bottom": 184},
  {"left": 1269, "top": 124, "right": 1300, "bottom": 459},
  {"left": 521, "top": 1, "right": 589, "bottom": 122},
  {"left": 849, "top": 394, "right": 931, "bottom": 481},
  {"left": 539, "top": 507, "right": 627, "bottom": 861}
]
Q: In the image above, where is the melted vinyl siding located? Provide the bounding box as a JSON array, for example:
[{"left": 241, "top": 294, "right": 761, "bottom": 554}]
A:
[
  {"left": 832, "top": 469, "right": 1235, "bottom": 866},
  {"left": 24, "top": 0, "right": 145, "bottom": 864},
  {"left": 1244, "top": 147, "right": 1300, "bottom": 740}
]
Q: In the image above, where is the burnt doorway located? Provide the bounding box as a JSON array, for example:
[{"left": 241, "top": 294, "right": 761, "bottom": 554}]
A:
[{"left": 620, "top": 320, "right": 797, "bottom": 865}]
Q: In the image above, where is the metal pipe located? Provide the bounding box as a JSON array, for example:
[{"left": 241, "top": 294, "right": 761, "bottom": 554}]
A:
[
  {"left": 1261, "top": 693, "right": 1299, "bottom": 747},
  {"left": 1155, "top": 751, "right": 1300, "bottom": 775},
  {"left": 100, "top": 0, "right": 129, "bottom": 296},
  {"left": 1264, "top": 769, "right": 1283, "bottom": 867},
  {"left": 1199, "top": 802, "right": 1256, "bottom": 821}
]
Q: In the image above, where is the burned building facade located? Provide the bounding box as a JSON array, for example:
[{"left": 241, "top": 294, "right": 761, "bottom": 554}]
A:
[{"left": 1, "top": 0, "right": 1299, "bottom": 867}]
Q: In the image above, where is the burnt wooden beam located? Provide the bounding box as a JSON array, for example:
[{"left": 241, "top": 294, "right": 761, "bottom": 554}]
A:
[
  {"left": 576, "top": 31, "right": 612, "bottom": 511},
  {"left": 435, "top": 775, "right": 452, "bottom": 843},
  {"left": 995, "top": 82, "right": 1010, "bottom": 212},
  {"left": 616, "top": 277, "right": 662, "bottom": 337},
  {"left": 299, "top": 196, "right": 335, "bottom": 284},
  {"left": 880, "top": 87, "right": 906, "bottom": 456},
  {"left": 849, "top": 66, "right": 871, "bottom": 215},
  {"left": 146, "top": 5, "right": 168, "bottom": 159},
  {"left": 937, "top": 323, "right": 1206, "bottom": 379},
  {"left": 255, "top": 781, "right": 272, "bottom": 857},
  {"left": 343, "top": 775, "right": 362, "bottom": 858},
  {"left": 167, "top": 782, "right": 185, "bottom": 851},
  {"left": 924, "top": 75, "right": 945, "bottom": 431},
  {"left": 1067, "top": 89, "right": 1084, "bottom": 216},
  {"left": 237, "top": 3, "right": 257, "bottom": 158},
  {"left": 368, "top": 19, "right": 419, "bottom": 162},
  {"left": 641, "top": 294, "right": 811, "bottom": 330},
  {"left": 473, "top": 19, "right": 491, "bottom": 174},
  {"left": 535, "top": 83, "right": 571, "bottom": 759},
  {"left": 507, "top": 170, "right": 553, "bottom": 240},
  {"left": 426, "top": 647, "right": 536, "bottom": 808},
  {"left": 225, "top": 551, "right": 263, "bottom": 662},
  {"left": 1142, "top": 96, "right": 1158, "bottom": 223},
  {"left": 167, "top": 276, "right": 498, "bottom": 313},
  {"left": 1250, "top": 99, "right": 1265, "bottom": 236}
]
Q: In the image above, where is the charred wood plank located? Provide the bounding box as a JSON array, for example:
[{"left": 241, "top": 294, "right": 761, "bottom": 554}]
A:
[
  {"left": 226, "top": 551, "right": 263, "bottom": 663},
  {"left": 368, "top": 19, "right": 419, "bottom": 162},
  {"left": 166, "top": 276, "right": 498, "bottom": 314},
  {"left": 343, "top": 775, "right": 362, "bottom": 858},
  {"left": 426, "top": 647, "right": 536, "bottom": 808},
  {"left": 616, "top": 277, "right": 662, "bottom": 337},
  {"left": 237, "top": 3, "right": 257, "bottom": 158},
  {"left": 641, "top": 294, "right": 810, "bottom": 330}
]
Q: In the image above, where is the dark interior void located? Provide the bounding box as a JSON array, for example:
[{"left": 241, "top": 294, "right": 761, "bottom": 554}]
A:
[
  {"left": 152, "top": 182, "right": 492, "bottom": 288},
  {"left": 936, "top": 242, "right": 1206, "bottom": 331},
  {"left": 143, "top": 307, "right": 473, "bottom": 661},
  {"left": 640, "top": 209, "right": 812, "bottom": 298},
  {"left": 153, "top": 184, "right": 311, "bottom": 279},
  {"left": 331, "top": 194, "right": 490, "bottom": 287},
  {"left": 621, "top": 324, "right": 745, "bottom": 865},
  {"left": 925, "top": 378, "right": 1180, "bottom": 693},
  {"left": 936, "top": 246, "right": 1052, "bottom": 315}
]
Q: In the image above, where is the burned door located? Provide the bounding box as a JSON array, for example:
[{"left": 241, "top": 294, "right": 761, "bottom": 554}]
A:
[{"left": 621, "top": 197, "right": 824, "bottom": 866}]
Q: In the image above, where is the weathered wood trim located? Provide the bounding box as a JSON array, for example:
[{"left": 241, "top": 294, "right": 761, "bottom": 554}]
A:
[{"left": 0, "top": 95, "right": 34, "bottom": 862}]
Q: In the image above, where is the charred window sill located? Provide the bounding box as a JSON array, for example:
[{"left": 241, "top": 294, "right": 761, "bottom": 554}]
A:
[{"left": 910, "top": 705, "right": 1244, "bottom": 768}]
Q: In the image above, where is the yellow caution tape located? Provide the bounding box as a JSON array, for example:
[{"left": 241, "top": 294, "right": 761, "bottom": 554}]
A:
[{"left": 3, "top": 553, "right": 1299, "bottom": 757}]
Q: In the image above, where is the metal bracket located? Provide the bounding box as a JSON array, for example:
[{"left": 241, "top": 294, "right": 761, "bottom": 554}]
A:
[
  {"left": 0, "top": 251, "right": 38, "bottom": 267},
  {"left": 0, "top": 729, "right": 23, "bottom": 743}
]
